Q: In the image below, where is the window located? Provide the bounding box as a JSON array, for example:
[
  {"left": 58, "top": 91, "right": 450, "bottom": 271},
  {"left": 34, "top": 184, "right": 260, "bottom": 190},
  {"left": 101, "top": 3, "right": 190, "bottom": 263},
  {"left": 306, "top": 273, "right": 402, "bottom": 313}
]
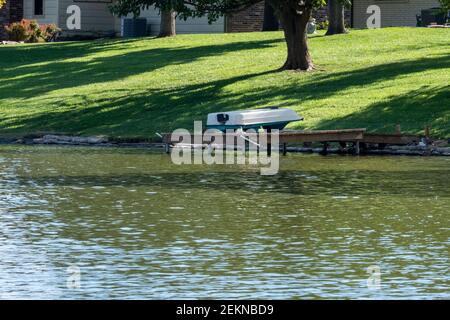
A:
[
  {"left": 34, "top": 0, "right": 44, "bottom": 16},
  {"left": 375, "top": 0, "right": 409, "bottom": 2},
  {"left": 74, "top": 0, "right": 112, "bottom": 3}
]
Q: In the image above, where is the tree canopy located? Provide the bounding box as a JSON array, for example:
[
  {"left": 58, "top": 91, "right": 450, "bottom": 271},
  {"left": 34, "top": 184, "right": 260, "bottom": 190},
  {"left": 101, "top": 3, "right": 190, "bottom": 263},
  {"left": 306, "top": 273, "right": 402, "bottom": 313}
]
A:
[
  {"left": 111, "top": 0, "right": 258, "bottom": 20},
  {"left": 111, "top": 0, "right": 325, "bottom": 22},
  {"left": 439, "top": 0, "right": 450, "bottom": 11},
  {"left": 110, "top": 1, "right": 326, "bottom": 71}
]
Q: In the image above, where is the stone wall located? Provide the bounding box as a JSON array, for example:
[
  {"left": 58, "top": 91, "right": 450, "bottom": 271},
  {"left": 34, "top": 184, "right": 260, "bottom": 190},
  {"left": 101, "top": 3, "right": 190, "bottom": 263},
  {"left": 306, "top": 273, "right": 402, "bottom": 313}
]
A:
[
  {"left": 226, "top": 2, "right": 266, "bottom": 32},
  {"left": 0, "top": 0, "right": 23, "bottom": 40},
  {"left": 9, "top": 0, "right": 23, "bottom": 22},
  {"left": 0, "top": 3, "right": 10, "bottom": 39}
]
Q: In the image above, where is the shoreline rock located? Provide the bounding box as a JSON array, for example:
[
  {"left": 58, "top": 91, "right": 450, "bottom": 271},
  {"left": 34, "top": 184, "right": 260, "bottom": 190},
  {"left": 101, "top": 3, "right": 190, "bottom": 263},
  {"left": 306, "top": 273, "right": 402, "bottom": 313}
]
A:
[
  {"left": 1, "top": 134, "right": 164, "bottom": 150},
  {"left": 1, "top": 134, "right": 449, "bottom": 156},
  {"left": 33, "top": 134, "right": 109, "bottom": 145}
]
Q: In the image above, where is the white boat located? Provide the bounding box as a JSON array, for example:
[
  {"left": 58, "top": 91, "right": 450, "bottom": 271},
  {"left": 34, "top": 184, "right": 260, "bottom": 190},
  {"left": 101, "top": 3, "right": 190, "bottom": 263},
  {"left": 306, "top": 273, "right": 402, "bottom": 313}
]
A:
[{"left": 206, "top": 107, "right": 303, "bottom": 131}]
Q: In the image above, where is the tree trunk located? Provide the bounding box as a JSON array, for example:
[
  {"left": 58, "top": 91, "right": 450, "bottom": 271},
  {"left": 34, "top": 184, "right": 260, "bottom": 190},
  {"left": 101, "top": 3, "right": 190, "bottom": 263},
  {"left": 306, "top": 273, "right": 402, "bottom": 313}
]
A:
[
  {"left": 262, "top": 1, "right": 279, "bottom": 31},
  {"left": 159, "top": 9, "right": 176, "bottom": 37},
  {"left": 279, "top": 8, "right": 314, "bottom": 71},
  {"left": 326, "top": 0, "right": 346, "bottom": 35}
]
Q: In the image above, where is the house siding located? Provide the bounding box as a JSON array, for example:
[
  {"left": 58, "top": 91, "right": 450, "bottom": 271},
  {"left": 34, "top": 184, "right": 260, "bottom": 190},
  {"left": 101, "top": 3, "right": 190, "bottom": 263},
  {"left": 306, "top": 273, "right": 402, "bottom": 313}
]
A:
[
  {"left": 23, "top": 0, "right": 58, "bottom": 25},
  {"left": 58, "top": 0, "right": 115, "bottom": 35},
  {"left": 353, "top": 0, "right": 441, "bottom": 28},
  {"left": 137, "top": 7, "right": 224, "bottom": 35},
  {"left": 57, "top": 2, "right": 224, "bottom": 37}
]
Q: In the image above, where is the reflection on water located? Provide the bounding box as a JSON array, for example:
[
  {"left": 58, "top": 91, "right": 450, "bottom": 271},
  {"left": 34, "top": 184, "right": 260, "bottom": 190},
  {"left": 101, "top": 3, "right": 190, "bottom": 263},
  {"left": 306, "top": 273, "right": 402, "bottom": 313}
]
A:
[{"left": 0, "top": 146, "right": 448, "bottom": 299}]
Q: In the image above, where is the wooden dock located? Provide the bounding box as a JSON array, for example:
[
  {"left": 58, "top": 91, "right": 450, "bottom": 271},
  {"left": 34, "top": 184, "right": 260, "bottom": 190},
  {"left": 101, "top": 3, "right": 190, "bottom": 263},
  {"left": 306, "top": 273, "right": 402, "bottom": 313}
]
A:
[
  {"left": 362, "top": 133, "right": 422, "bottom": 146},
  {"left": 278, "top": 129, "right": 366, "bottom": 155},
  {"left": 361, "top": 125, "right": 426, "bottom": 146},
  {"left": 278, "top": 129, "right": 365, "bottom": 143},
  {"left": 162, "top": 128, "right": 424, "bottom": 156},
  {"left": 163, "top": 129, "right": 366, "bottom": 143},
  {"left": 163, "top": 129, "right": 366, "bottom": 155}
]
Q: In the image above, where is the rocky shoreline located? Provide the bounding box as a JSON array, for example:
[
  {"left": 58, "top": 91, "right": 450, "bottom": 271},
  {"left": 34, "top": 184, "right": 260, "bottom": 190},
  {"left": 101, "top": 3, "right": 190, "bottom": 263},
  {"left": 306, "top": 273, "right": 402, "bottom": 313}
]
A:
[
  {"left": 1, "top": 134, "right": 449, "bottom": 156},
  {"left": 0, "top": 134, "right": 166, "bottom": 150}
]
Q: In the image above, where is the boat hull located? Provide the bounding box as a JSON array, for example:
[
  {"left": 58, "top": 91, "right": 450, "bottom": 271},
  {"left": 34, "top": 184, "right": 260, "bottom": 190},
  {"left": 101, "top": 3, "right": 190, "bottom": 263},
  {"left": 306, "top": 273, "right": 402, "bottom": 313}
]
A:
[
  {"left": 206, "top": 108, "right": 303, "bottom": 132},
  {"left": 207, "top": 121, "right": 293, "bottom": 132}
]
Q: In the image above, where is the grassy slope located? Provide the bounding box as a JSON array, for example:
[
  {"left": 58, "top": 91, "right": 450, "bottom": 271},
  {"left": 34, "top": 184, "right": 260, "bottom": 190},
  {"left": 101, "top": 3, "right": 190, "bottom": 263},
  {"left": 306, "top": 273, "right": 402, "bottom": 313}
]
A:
[{"left": 0, "top": 28, "right": 449, "bottom": 138}]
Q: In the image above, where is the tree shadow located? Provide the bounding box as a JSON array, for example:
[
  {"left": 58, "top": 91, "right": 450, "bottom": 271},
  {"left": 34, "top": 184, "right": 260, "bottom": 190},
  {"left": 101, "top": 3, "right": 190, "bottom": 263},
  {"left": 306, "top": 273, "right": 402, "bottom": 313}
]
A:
[
  {"left": 315, "top": 85, "right": 450, "bottom": 137},
  {"left": 0, "top": 70, "right": 278, "bottom": 135},
  {"left": 1, "top": 41, "right": 449, "bottom": 136},
  {"left": 0, "top": 38, "right": 284, "bottom": 100}
]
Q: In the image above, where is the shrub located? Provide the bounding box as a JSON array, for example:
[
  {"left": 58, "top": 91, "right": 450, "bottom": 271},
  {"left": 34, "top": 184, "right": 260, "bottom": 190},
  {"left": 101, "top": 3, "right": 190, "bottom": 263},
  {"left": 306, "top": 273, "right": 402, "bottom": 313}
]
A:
[
  {"left": 44, "top": 23, "right": 61, "bottom": 42},
  {"left": 316, "top": 20, "right": 329, "bottom": 30},
  {"left": 41, "top": 24, "right": 61, "bottom": 42},
  {"left": 27, "top": 20, "right": 42, "bottom": 43},
  {"left": 5, "top": 21, "right": 28, "bottom": 42},
  {"left": 5, "top": 19, "right": 61, "bottom": 43}
]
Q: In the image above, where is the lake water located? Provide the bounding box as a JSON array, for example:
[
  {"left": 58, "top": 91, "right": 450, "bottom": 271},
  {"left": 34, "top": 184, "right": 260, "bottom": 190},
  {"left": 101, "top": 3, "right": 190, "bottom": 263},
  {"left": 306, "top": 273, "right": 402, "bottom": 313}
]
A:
[{"left": 0, "top": 145, "right": 448, "bottom": 299}]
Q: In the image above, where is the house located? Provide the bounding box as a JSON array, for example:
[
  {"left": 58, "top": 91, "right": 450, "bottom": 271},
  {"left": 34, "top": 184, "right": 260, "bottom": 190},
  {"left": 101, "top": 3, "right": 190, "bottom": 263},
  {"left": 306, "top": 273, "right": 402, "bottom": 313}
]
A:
[
  {"left": 352, "top": 0, "right": 441, "bottom": 28},
  {"left": 228, "top": 0, "right": 443, "bottom": 30},
  {"left": 0, "top": 0, "right": 444, "bottom": 40},
  {"left": 1, "top": 0, "right": 225, "bottom": 38}
]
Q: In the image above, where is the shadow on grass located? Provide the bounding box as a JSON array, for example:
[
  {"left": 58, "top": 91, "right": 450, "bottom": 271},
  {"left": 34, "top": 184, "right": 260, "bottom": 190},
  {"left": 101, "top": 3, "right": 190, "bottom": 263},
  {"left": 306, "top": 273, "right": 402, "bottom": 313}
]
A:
[
  {"left": 0, "top": 38, "right": 284, "bottom": 99},
  {"left": 0, "top": 70, "right": 279, "bottom": 135},
  {"left": 315, "top": 85, "right": 450, "bottom": 136},
  {"left": 1, "top": 38, "right": 449, "bottom": 136}
]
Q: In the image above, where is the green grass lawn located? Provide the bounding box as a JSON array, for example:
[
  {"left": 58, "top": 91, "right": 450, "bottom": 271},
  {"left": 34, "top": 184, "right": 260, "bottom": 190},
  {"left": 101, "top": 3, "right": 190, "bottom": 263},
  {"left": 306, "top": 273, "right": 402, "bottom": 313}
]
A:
[{"left": 0, "top": 28, "right": 449, "bottom": 139}]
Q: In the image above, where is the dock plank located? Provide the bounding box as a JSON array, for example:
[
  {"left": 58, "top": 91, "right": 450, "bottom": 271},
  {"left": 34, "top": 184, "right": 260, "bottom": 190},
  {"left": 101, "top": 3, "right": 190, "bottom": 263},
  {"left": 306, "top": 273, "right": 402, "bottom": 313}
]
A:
[
  {"left": 279, "top": 129, "right": 366, "bottom": 143},
  {"left": 162, "top": 129, "right": 367, "bottom": 144},
  {"left": 362, "top": 133, "right": 422, "bottom": 145}
]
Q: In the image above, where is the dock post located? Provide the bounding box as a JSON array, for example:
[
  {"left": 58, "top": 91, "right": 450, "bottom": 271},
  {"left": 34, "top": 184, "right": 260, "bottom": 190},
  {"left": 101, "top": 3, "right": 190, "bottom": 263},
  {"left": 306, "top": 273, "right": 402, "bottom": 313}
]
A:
[
  {"left": 282, "top": 143, "right": 287, "bottom": 156},
  {"left": 424, "top": 126, "right": 431, "bottom": 146},
  {"left": 319, "top": 142, "right": 329, "bottom": 156},
  {"left": 424, "top": 126, "right": 430, "bottom": 138},
  {"left": 355, "top": 141, "right": 360, "bottom": 155},
  {"left": 165, "top": 143, "right": 170, "bottom": 154}
]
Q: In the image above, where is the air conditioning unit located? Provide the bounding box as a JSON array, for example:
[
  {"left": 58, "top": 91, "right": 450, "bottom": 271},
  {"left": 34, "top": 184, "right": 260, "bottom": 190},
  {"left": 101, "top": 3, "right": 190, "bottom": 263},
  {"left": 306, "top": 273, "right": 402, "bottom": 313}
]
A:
[{"left": 121, "top": 18, "right": 148, "bottom": 38}]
